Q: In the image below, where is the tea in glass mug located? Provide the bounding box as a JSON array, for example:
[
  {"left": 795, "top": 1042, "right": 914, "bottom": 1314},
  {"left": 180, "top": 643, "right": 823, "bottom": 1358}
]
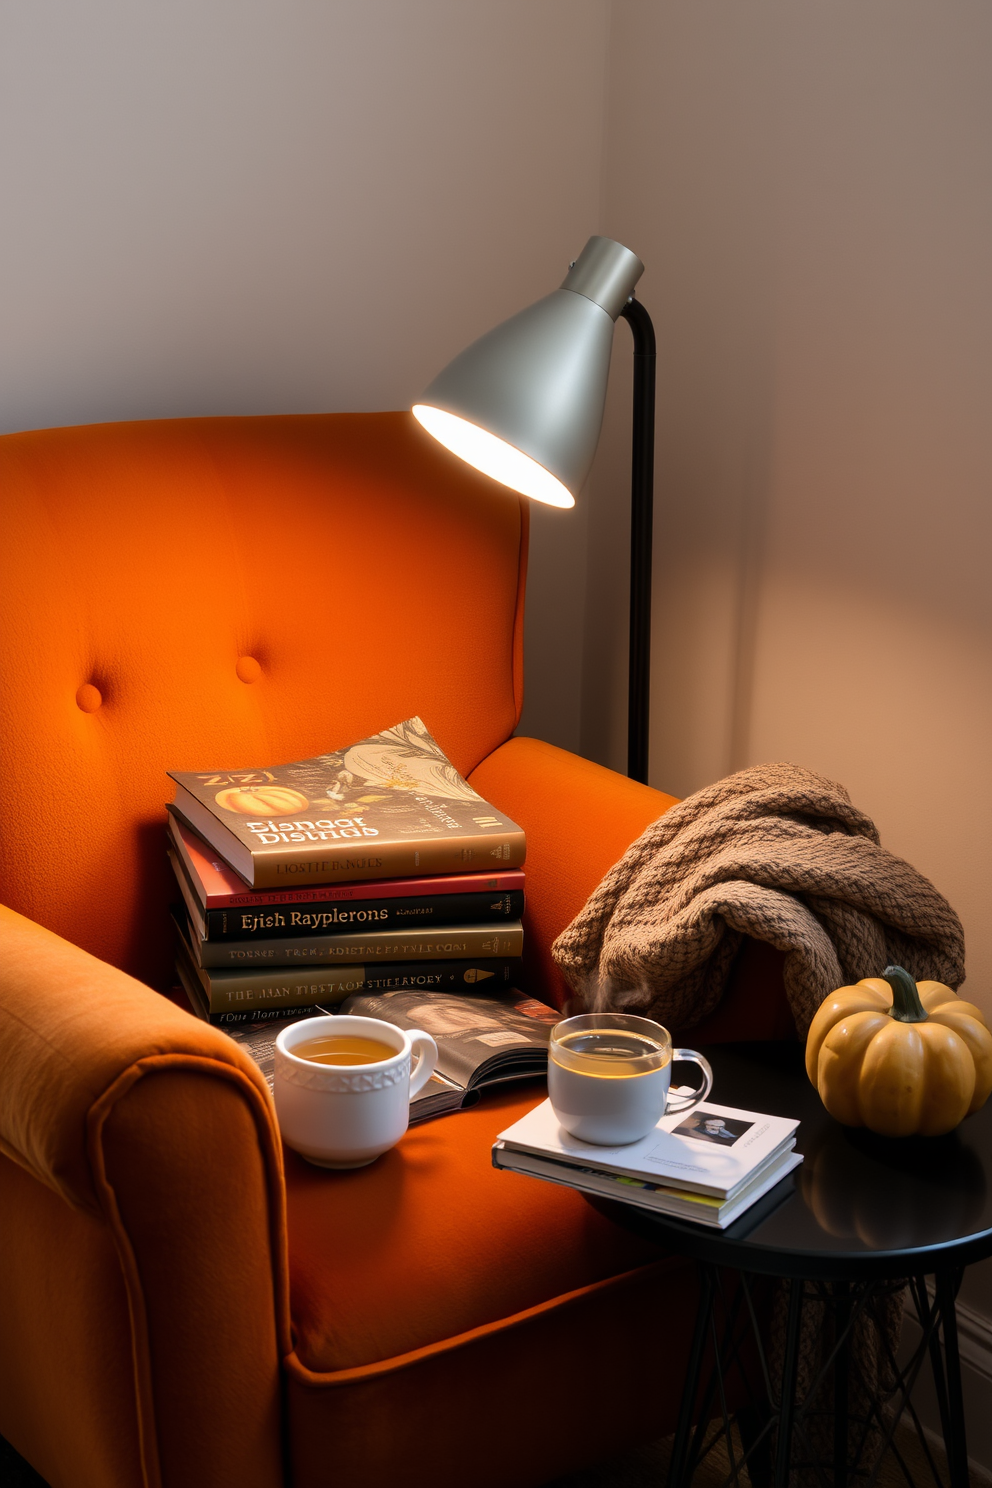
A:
[{"left": 548, "top": 1012, "right": 713, "bottom": 1145}]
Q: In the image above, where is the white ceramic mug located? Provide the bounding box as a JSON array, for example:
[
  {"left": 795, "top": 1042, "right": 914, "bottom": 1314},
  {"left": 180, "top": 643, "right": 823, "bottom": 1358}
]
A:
[
  {"left": 274, "top": 1014, "right": 438, "bottom": 1168},
  {"left": 547, "top": 1012, "right": 713, "bottom": 1146}
]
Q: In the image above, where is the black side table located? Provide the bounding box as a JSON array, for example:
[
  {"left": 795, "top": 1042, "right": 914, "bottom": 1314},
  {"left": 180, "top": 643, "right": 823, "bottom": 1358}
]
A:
[{"left": 596, "top": 1042, "right": 992, "bottom": 1488}]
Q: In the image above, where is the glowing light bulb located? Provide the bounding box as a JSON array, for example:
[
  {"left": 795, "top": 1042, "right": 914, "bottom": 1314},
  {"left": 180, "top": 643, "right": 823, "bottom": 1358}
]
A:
[{"left": 412, "top": 405, "right": 575, "bottom": 509}]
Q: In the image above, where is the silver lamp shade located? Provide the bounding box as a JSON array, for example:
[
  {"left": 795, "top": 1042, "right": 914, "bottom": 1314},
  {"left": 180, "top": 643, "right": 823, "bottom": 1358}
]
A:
[{"left": 413, "top": 236, "right": 644, "bottom": 508}]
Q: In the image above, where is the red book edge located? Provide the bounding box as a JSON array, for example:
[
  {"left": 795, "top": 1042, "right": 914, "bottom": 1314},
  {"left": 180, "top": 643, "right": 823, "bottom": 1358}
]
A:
[{"left": 167, "top": 812, "right": 526, "bottom": 909}]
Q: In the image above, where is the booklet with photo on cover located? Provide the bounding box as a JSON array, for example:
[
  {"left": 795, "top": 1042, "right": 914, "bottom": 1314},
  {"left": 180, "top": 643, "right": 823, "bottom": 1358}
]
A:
[
  {"left": 221, "top": 986, "right": 558, "bottom": 1123},
  {"left": 493, "top": 1098, "right": 802, "bottom": 1229}
]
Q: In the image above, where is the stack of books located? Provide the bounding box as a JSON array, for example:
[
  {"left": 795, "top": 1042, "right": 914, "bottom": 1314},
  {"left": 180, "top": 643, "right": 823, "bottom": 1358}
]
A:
[
  {"left": 493, "top": 1099, "right": 802, "bottom": 1228},
  {"left": 168, "top": 717, "right": 528, "bottom": 1029}
]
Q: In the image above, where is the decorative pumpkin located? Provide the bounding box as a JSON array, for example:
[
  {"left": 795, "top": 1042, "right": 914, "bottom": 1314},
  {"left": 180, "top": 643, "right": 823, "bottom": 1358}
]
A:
[
  {"left": 805, "top": 965, "right": 992, "bottom": 1137},
  {"left": 215, "top": 785, "right": 309, "bottom": 815}
]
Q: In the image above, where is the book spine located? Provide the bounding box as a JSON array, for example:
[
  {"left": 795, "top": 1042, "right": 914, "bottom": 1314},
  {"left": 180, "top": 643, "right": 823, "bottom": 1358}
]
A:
[
  {"left": 196, "top": 958, "right": 523, "bottom": 1015},
  {"left": 174, "top": 956, "right": 335, "bottom": 1027},
  {"left": 357, "top": 960, "right": 522, "bottom": 994},
  {"left": 208, "top": 1002, "right": 337, "bottom": 1026},
  {"left": 204, "top": 890, "right": 525, "bottom": 942},
  {"left": 250, "top": 833, "right": 526, "bottom": 889},
  {"left": 196, "top": 923, "right": 524, "bottom": 968},
  {"left": 169, "top": 808, "right": 525, "bottom": 909}
]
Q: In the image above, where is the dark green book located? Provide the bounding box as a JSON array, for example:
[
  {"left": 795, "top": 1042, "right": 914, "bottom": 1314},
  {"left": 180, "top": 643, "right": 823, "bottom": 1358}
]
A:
[{"left": 173, "top": 913, "right": 523, "bottom": 1024}]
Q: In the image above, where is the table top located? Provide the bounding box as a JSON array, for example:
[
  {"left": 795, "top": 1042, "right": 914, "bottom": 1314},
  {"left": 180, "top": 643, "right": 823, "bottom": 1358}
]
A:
[{"left": 596, "top": 1041, "right": 992, "bottom": 1279}]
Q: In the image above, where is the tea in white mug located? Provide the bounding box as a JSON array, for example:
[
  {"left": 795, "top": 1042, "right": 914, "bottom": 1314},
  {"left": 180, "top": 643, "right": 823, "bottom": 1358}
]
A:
[{"left": 292, "top": 1034, "right": 396, "bottom": 1066}]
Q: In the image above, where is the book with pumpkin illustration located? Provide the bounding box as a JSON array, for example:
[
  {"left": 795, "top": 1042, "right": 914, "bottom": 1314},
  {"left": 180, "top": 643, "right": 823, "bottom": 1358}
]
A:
[{"left": 167, "top": 717, "right": 526, "bottom": 889}]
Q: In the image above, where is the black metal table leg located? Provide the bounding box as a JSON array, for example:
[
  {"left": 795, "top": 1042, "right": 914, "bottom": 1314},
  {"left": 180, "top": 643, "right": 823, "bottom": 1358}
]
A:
[
  {"left": 934, "top": 1269, "right": 969, "bottom": 1488},
  {"left": 681, "top": 1273, "right": 753, "bottom": 1483},
  {"left": 736, "top": 1406, "right": 773, "bottom": 1488},
  {"left": 773, "top": 1278, "right": 804, "bottom": 1488},
  {"left": 667, "top": 1267, "right": 715, "bottom": 1488},
  {"left": 914, "top": 1275, "right": 951, "bottom": 1457},
  {"left": 736, "top": 1275, "right": 775, "bottom": 1488},
  {"left": 663, "top": 1267, "right": 978, "bottom": 1486},
  {"left": 832, "top": 1280, "right": 850, "bottom": 1488}
]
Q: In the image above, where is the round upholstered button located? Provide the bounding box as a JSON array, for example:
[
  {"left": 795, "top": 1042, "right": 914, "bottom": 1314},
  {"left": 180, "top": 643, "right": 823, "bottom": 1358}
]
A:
[
  {"left": 76, "top": 683, "right": 102, "bottom": 713},
  {"left": 236, "top": 656, "right": 262, "bottom": 684}
]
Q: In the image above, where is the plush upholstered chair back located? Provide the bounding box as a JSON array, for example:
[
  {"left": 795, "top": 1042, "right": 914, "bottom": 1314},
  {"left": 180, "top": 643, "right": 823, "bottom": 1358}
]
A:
[{"left": 0, "top": 412, "right": 527, "bottom": 987}]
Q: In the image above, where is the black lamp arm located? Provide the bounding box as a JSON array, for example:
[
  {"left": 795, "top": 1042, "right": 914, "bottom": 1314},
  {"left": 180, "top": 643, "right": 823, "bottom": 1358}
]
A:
[{"left": 618, "top": 297, "right": 657, "bottom": 785}]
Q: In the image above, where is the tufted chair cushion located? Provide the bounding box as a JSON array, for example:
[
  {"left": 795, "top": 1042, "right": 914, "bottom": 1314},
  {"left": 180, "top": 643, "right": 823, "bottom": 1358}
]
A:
[{"left": 0, "top": 412, "right": 526, "bottom": 987}]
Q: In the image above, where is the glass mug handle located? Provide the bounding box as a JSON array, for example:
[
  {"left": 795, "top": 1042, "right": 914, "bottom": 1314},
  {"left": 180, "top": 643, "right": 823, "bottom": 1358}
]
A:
[{"left": 665, "top": 1049, "right": 714, "bottom": 1113}]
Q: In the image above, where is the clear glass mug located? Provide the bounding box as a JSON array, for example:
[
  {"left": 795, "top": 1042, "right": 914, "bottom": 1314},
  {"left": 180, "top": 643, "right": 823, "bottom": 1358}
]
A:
[{"left": 547, "top": 1012, "right": 714, "bottom": 1146}]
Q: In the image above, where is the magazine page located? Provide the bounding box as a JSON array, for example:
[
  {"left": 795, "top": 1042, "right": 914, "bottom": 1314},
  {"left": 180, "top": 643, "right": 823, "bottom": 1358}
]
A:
[
  {"left": 223, "top": 1017, "right": 300, "bottom": 1090},
  {"left": 339, "top": 987, "right": 557, "bottom": 1089}
]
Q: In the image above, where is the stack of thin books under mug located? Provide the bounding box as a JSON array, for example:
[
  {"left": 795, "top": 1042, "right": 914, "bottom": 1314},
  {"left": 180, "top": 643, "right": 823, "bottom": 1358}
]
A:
[
  {"left": 493, "top": 1099, "right": 801, "bottom": 1228},
  {"left": 493, "top": 1015, "right": 801, "bottom": 1228}
]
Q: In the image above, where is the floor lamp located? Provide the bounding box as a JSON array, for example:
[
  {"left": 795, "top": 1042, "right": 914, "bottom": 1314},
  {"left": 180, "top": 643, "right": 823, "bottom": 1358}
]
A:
[{"left": 412, "top": 236, "right": 657, "bottom": 784}]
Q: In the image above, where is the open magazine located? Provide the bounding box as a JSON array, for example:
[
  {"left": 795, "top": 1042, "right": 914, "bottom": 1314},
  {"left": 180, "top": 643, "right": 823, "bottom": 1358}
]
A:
[
  {"left": 221, "top": 987, "right": 557, "bottom": 1122},
  {"left": 339, "top": 987, "right": 557, "bottom": 1118}
]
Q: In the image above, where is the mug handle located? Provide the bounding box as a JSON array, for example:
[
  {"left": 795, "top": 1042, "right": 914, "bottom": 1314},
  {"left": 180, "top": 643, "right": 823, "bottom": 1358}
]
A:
[
  {"left": 407, "top": 1030, "right": 439, "bottom": 1099},
  {"left": 665, "top": 1049, "right": 714, "bottom": 1114}
]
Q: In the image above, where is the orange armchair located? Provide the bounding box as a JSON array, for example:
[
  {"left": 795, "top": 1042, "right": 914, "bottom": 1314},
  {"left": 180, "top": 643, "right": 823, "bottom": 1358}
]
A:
[{"left": 0, "top": 412, "right": 790, "bottom": 1488}]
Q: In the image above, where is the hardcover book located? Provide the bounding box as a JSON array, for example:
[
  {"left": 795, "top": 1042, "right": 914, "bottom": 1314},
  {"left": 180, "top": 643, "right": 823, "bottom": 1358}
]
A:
[
  {"left": 167, "top": 817, "right": 525, "bottom": 941},
  {"left": 168, "top": 717, "right": 525, "bottom": 889},
  {"left": 187, "top": 918, "right": 524, "bottom": 969},
  {"left": 173, "top": 914, "right": 523, "bottom": 1023}
]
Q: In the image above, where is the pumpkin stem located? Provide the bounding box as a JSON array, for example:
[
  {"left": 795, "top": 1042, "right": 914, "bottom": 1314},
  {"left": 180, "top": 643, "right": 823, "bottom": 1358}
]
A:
[{"left": 883, "top": 965, "right": 929, "bottom": 1024}]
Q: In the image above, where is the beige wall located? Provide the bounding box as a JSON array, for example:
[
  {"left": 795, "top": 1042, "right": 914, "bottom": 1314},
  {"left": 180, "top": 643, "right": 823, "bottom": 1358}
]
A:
[
  {"left": 587, "top": 0, "right": 991, "bottom": 1005},
  {"left": 0, "top": 1, "right": 607, "bottom": 425},
  {"left": 589, "top": 0, "right": 992, "bottom": 1320}
]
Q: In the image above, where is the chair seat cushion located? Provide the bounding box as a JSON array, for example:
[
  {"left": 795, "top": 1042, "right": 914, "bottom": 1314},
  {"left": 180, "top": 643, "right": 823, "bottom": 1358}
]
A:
[{"left": 285, "top": 1084, "right": 668, "bottom": 1373}]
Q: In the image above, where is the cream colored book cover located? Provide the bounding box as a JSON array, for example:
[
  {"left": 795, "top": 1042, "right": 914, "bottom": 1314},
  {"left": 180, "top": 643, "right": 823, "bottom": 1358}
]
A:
[{"left": 168, "top": 717, "right": 526, "bottom": 888}]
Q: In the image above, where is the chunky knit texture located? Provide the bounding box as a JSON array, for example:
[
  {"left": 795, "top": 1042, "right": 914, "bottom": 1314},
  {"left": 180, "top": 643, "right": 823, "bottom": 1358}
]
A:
[{"left": 552, "top": 763, "right": 965, "bottom": 1036}]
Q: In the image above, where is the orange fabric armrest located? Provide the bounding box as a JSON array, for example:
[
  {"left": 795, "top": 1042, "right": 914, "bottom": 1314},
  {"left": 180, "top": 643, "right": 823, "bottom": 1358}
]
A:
[
  {"left": 0, "top": 904, "right": 276, "bottom": 1208},
  {"left": 468, "top": 737, "right": 679, "bottom": 1011},
  {"left": 0, "top": 905, "right": 290, "bottom": 1488}
]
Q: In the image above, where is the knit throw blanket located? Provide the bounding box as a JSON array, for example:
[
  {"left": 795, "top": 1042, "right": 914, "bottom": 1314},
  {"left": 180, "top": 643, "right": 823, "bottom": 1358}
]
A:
[{"left": 552, "top": 762, "right": 965, "bottom": 1036}]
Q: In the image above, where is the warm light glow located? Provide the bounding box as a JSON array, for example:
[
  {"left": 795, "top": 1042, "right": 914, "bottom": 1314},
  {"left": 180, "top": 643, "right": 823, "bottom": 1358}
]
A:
[{"left": 412, "top": 405, "right": 575, "bottom": 508}]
